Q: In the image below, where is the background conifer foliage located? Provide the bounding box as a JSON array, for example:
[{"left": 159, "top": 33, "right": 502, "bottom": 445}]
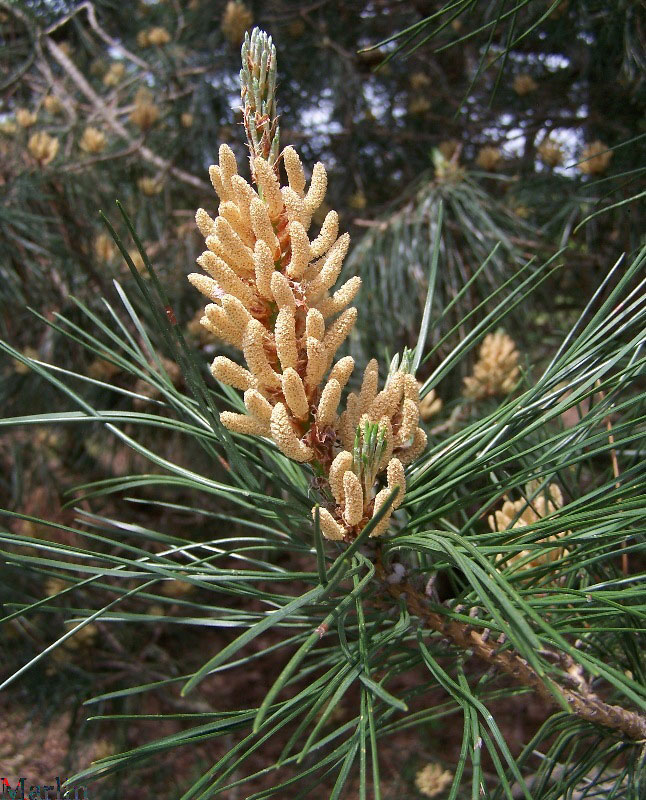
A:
[{"left": 1, "top": 2, "right": 645, "bottom": 799}]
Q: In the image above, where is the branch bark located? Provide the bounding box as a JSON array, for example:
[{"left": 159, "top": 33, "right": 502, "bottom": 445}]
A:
[{"left": 379, "top": 572, "right": 646, "bottom": 741}]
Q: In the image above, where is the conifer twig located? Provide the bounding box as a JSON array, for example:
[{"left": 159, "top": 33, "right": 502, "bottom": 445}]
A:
[
  {"left": 44, "top": 1, "right": 150, "bottom": 70},
  {"left": 42, "top": 37, "right": 209, "bottom": 192},
  {"left": 378, "top": 571, "right": 646, "bottom": 741}
]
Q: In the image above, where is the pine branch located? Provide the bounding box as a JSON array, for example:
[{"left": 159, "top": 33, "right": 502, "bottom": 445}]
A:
[
  {"left": 43, "top": 1, "right": 150, "bottom": 70},
  {"left": 42, "top": 36, "right": 209, "bottom": 192},
  {"left": 378, "top": 567, "right": 646, "bottom": 741}
]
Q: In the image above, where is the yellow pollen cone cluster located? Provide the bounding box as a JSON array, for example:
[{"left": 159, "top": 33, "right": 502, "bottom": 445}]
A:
[
  {"left": 190, "top": 143, "right": 424, "bottom": 539},
  {"left": 130, "top": 88, "right": 160, "bottom": 131},
  {"left": 79, "top": 126, "right": 107, "bottom": 154},
  {"left": 415, "top": 763, "right": 454, "bottom": 798},
  {"left": 94, "top": 233, "right": 115, "bottom": 263},
  {"left": 320, "top": 361, "right": 427, "bottom": 540},
  {"left": 463, "top": 331, "right": 520, "bottom": 399},
  {"left": 419, "top": 386, "right": 442, "bottom": 421},
  {"left": 537, "top": 137, "right": 563, "bottom": 167},
  {"left": 137, "top": 26, "right": 171, "bottom": 48},
  {"left": 513, "top": 74, "right": 538, "bottom": 96},
  {"left": 578, "top": 140, "right": 612, "bottom": 175},
  {"left": 43, "top": 95, "right": 64, "bottom": 115},
  {"left": 476, "top": 146, "right": 502, "bottom": 171},
  {"left": 438, "top": 139, "right": 460, "bottom": 161},
  {"left": 103, "top": 62, "right": 125, "bottom": 87},
  {"left": 190, "top": 27, "right": 427, "bottom": 543},
  {"left": 192, "top": 143, "right": 356, "bottom": 448},
  {"left": 488, "top": 481, "right": 568, "bottom": 569},
  {"left": 408, "top": 97, "right": 431, "bottom": 115},
  {"left": 409, "top": 72, "right": 431, "bottom": 91},
  {"left": 138, "top": 176, "right": 164, "bottom": 196},
  {"left": 221, "top": 1, "right": 253, "bottom": 46},
  {"left": 16, "top": 108, "right": 37, "bottom": 128},
  {"left": 28, "top": 131, "right": 59, "bottom": 165}
]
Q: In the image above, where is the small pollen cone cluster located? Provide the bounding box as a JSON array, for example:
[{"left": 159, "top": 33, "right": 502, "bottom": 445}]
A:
[
  {"left": 221, "top": 1, "right": 253, "bottom": 46},
  {"left": 43, "top": 95, "right": 64, "bottom": 115},
  {"left": 476, "top": 146, "right": 502, "bottom": 171},
  {"left": 463, "top": 331, "right": 520, "bottom": 400},
  {"left": 191, "top": 142, "right": 359, "bottom": 459},
  {"left": 578, "top": 140, "right": 612, "bottom": 175},
  {"left": 103, "top": 62, "right": 125, "bottom": 87},
  {"left": 137, "top": 26, "right": 171, "bottom": 48},
  {"left": 28, "top": 131, "right": 59, "bottom": 166},
  {"left": 513, "top": 74, "right": 538, "bottom": 96},
  {"left": 488, "top": 481, "right": 568, "bottom": 570},
  {"left": 138, "top": 176, "right": 164, "bottom": 196},
  {"left": 408, "top": 97, "right": 431, "bottom": 116},
  {"left": 94, "top": 233, "right": 116, "bottom": 263},
  {"left": 537, "top": 137, "right": 563, "bottom": 168},
  {"left": 130, "top": 88, "right": 160, "bottom": 131},
  {"left": 16, "top": 108, "right": 37, "bottom": 128},
  {"left": 189, "top": 28, "right": 427, "bottom": 543},
  {"left": 317, "top": 360, "right": 426, "bottom": 541},
  {"left": 79, "top": 126, "right": 107, "bottom": 154},
  {"left": 438, "top": 139, "right": 460, "bottom": 161},
  {"left": 48, "top": 621, "right": 99, "bottom": 670},
  {"left": 415, "top": 763, "right": 454, "bottom": 799},
  {"left": 434, "top": 152, "right": 464, "bottom": 183},
  {"left": 409, "top": 72, "right": 431, "bottom": 91},
  {"left": 419, "top": 386, "right": 442, "bottom": 421}
]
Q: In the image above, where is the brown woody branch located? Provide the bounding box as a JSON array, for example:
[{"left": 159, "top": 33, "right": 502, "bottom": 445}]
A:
[{"left": 378, "top": 571, "right": 646, "bottom": 741}]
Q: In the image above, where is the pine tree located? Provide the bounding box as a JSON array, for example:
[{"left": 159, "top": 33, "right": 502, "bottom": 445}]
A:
[{"left": 1, "top": 3, "right": 644, "bottom": 798}]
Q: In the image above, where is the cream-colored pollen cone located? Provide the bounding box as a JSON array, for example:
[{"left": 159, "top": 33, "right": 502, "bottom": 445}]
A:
[
  {"left": 80, "top": 127, "right": 107, "bottom": 154},
  {"left": 464, "top": 332, "right": 520, "bottom": 400},
  {"left": 28, "top": 131, "right": 59, "bottom": 165},
  {"left": 221, "top": 1, "right": 253, "bottom": 45},
  {"left": 189, "top": 38, "right": 427, "bottom": 542}
]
